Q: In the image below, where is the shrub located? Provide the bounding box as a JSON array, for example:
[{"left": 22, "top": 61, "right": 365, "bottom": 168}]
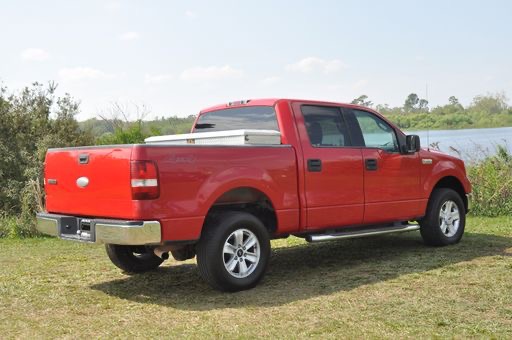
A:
[
  {"left": 0, "top": 215, "right": 12, "bottom": 238},
  {"left": 0, "top": 83, "right": 93, "bottom": 238},
  {"left": 467, "top": 145, "right": 512, "bottom": 216},
  {"left": 0, "top": 215, "right": 30, "bottom": 238},
  {"left": 0, "top": 83, "right": 93, "bottom": 216}
]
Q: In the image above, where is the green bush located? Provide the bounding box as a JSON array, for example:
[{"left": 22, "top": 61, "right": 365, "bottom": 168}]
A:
[
  {"left": 0, "top": 83, "right": 93, "bottom": 238},
  {"left": 467, "top": 146, "right": 512, "bottom": 216},
  {"left": 0, "top": 83, "right": 93, "bottom": 216},
  {"left": 0, "top": 215, "right": 36, "bottom": 238},
  {"left": 0, "top": 215, "right": 13, "bottom": 238}
]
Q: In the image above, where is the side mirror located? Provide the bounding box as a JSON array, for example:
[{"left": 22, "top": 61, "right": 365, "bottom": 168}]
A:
[{"left": 405, "top": 135, "right": 421, "bottom": 153}]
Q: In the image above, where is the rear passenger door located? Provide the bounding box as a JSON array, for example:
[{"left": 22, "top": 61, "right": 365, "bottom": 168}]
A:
[
  {"left": 346, "top": 109, "right": 422, "bottom": 224},
  {"left": 292, "top": 103, "right": 364, "bottom": 230}
]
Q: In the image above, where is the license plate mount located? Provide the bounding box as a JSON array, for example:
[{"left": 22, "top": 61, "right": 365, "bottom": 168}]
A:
[{"left": 59, "top": 217, "right": 96, "bottom": 243}]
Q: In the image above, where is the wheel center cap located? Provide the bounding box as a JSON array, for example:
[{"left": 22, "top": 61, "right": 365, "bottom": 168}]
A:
[{"left": 237, "top": 249, "right": 243, "bottom": 257}]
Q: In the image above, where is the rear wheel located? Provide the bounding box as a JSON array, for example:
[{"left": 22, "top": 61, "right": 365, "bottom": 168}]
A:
[
  {"left": 420, "top": 188, "right": 466, "bottom": 246},
  {"left": 105, "top": 244, "right": 164, "bottom": 273},
  {"left": 196, "top": 211, "right": 271, "bottom": 292}
]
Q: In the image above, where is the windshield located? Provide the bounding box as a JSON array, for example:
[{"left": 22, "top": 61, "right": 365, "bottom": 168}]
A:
[{"left": 194, "top": 106, "right": 279, "bottom": 132}]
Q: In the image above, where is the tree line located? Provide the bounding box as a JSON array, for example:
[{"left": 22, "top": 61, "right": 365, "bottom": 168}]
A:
[{"left": 351, "top": 92, "right": 512, "bottom": 130}]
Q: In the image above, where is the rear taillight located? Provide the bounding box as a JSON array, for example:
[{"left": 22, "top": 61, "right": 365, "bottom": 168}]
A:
[{"left": 130, "top": 160, "right": 159, "bottom": 200}]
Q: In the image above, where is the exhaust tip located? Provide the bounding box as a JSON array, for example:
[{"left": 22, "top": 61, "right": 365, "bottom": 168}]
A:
[{"left": 154, "top": 248, "right": 169, "bottom": 260}]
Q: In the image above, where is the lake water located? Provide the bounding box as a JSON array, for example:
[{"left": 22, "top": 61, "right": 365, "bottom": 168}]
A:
[{"left": 405, "top": 127, "right": 512, "bottom": 162}]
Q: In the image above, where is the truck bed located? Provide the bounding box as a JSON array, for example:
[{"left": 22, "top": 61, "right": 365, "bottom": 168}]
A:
[{"left": 44, "top": 144, "right": 300, "bottom": 241}]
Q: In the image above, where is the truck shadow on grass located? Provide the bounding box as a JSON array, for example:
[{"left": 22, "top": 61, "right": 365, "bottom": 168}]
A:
[{"left": 91, "top": 231, "right": 511, "bottom": 311}]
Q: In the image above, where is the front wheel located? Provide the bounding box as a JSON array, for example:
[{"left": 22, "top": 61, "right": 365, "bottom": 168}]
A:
[
  {"left": 196, "top": 211, "right": 271, "bottom": 292},
  {"left": 420, "top": 188, "right": 466, "bottom": 246},
  {"left": 105, "top": 244, "right": 164, "bottom": 273}
]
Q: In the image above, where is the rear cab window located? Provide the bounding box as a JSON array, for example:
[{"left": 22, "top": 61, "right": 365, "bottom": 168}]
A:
[
  {"left": 301, "top": 105, "right": 351, "bottom": 147},
  {"left": 193, "top": 106, "right": 279, "bottom": 132}
]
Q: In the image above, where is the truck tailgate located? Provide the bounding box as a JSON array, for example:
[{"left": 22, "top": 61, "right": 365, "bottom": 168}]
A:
[{"left": 44, "top": 146, "right": 138, "bottom": 219}]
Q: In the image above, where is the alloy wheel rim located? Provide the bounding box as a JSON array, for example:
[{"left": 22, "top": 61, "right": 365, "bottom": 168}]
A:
[
  {"left": 439, "top": 200, "right": 460, "bottom": 237},
  {"left": 222, "top": 228, "right": 261, "bottom": 278}
]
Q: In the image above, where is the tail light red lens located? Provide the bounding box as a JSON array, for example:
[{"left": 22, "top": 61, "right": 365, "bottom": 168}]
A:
[{"left": 130, "top": 160, "right": 159, "bottom": 200}]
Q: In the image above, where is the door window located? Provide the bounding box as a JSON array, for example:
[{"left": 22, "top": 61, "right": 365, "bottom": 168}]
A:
[
  {"left": 301, "top": 106, "right": 351, "bottom": 147},
  {"left": 353, "top": 110, "right": 398, "bottom": 152}
]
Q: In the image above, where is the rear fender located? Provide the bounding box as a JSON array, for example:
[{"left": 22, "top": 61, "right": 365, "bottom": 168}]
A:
[{"left": 197, "top": 166, "right": 285, "bottom": 216}]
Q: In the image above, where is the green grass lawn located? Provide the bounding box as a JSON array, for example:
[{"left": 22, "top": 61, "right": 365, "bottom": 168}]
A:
[{"left": 1, "top": 216, "right": 511, "bottom": 338}]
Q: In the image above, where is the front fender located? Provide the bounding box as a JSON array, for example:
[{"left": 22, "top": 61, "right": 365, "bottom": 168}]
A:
[{"left": 422, "top": 157, "right": 471, "bottom": 197}]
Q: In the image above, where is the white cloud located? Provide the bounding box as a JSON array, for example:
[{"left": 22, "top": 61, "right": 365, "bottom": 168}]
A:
[
  {"left": 262, "top": 76, "right": 281, "bottom": 85},
  {"left": 20, "top": 48, "right": 49, "bottom": 61},
  {"left": 185, "top": 10, "right": 197, "bottom": 18},
  {"left": 119, "top": 31, "right": 141, "bottom": 41},
  {"left": 180, "top": 65, "right": 244, "bottom": 81},
  {"left": 144, "top": 73, "right": 173, "bottom": 84},
  {"left": 286, "top": 57, "right": 346, "bottom": 74},
  {"left": 59, "top": 67, "right": 114, "bottom": 81}
]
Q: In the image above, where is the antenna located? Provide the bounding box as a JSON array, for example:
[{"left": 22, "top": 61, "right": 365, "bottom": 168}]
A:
[{"left": 426, "top": 82, "right": 429, "bottom": 150}]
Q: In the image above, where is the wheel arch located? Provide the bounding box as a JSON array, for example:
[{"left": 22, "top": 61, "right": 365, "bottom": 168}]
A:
[
  {"left": 431, "top": 176, "right": 468, "bottom": 212},
  {"left": 204, "top": 186, "right": 278, "bottom": 235}
]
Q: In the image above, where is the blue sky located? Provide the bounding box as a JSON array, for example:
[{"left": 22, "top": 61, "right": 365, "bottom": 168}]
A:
[{"left": 1, "top": 0, "right": 511, "bottom": 120}]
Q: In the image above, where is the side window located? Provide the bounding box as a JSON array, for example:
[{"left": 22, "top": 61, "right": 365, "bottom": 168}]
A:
[
  {"left": 301, "top": 106, "right": 351, "bottom": 147},
  {"left": 353, "top": 110, "right": 399, "bottom": 152}
]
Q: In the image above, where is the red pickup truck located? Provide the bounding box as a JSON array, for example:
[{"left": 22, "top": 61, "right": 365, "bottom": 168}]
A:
[{"left": 36, "top": 98, "right": 471, "bottom": 292}]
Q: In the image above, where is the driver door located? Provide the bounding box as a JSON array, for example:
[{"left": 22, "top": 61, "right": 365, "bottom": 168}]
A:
[{"left": 347, "top": 109, "right": 422, "bottom": 224}]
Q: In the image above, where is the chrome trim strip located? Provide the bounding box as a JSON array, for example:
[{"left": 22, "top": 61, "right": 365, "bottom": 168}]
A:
[
  {"left": 36, "top": 217, "right": 59, "bottom": 236},
  {"left": 307, "top": 224, "right": 420, "bottom": 243},
  {"left": 95, "top": 221, "right": 161, "bottom": 245}
]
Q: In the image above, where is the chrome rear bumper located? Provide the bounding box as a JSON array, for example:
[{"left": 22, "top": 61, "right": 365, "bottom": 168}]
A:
[{"left": 36, "top": 213, "right": 161, "bottom": 245}]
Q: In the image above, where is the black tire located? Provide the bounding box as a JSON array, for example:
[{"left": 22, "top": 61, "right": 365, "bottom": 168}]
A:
[
  {"left": 105, "top": 244, "right": 164, "bottom": 273},
  {"left": 196, "top": 211, "right": 271, "bottom": 292},
  {"left": 420, "top": 188, "right": 466, "bottom": 246}
]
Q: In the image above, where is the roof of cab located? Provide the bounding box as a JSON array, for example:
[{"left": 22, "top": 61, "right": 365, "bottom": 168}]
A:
[
  {"left": 199, "top": 98, "right": 375, "bottom": 114},
  {"left": 199, "top": 99, "right": 281, "bottom": 114},
  {"left": 196, "top": 98, "right": 401, "bottom": 136}
]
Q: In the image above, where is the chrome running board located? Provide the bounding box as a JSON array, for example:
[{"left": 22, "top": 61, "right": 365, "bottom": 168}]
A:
[{"left": 306, "top": 224, "right": 420, "bottom": 243}]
